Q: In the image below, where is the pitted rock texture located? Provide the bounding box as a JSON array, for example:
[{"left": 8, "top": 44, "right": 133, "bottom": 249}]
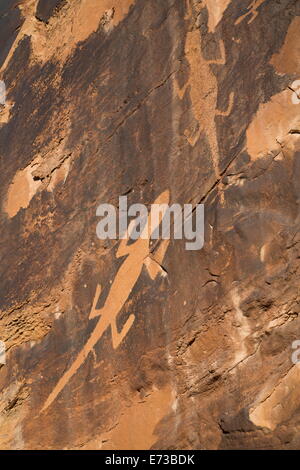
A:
[{"left": 0, "top": 0, "right": 300, "bottom": 450}]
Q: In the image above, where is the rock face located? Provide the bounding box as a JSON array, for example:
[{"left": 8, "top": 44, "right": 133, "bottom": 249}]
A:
[{"left": 0, "top": 0, "right": 300, "bottom": 450}]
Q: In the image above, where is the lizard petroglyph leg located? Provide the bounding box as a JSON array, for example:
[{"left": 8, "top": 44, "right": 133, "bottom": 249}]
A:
[
  {"left": 111, "top": 314, "right": 135, "bottom": 349},
  {"left": 89, "top": 284, "right": 102, "bottom": 319},
  {"left": 235, "top": 0, "right": 267, "bottom": 26}
]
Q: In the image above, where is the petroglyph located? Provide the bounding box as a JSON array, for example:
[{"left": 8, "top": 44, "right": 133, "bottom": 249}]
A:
[
  {"left": 175, "top": 1, "right": 234, "bottom": 179},
  {"left": 235, "top": 0, "right": 268, "bottom": 26},
  {"left": 41, "top": 191, "right": 171, "bottom": 412}
]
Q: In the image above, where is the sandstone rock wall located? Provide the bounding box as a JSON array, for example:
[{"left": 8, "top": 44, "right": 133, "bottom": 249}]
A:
[{"left": 0, "top": 0, "right": 300, "bottom": 449}]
